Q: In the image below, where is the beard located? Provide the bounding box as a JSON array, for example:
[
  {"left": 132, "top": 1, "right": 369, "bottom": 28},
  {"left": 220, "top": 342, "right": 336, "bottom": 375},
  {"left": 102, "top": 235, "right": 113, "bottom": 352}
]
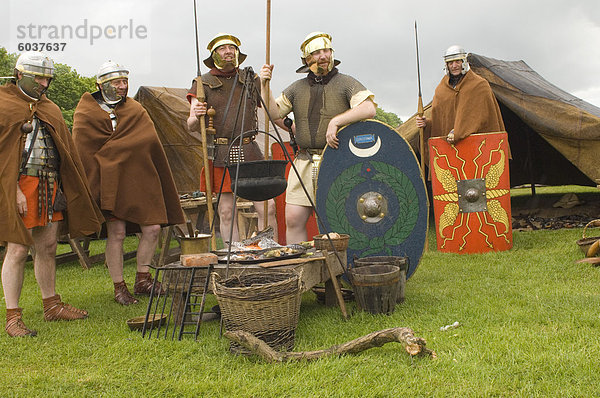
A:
[{"left": 307, "top": 56, "right": 333, "bottom": 75}]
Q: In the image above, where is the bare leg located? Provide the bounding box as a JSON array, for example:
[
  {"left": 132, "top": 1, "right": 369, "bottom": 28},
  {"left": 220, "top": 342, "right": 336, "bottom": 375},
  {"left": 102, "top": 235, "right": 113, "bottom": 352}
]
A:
[
  {"left": 254, "top": 199, "right": 278, "bottom": 241},
  {"left": 285, "top": 204, "right": 313, "bottom": 244},
  {"left": 136, "top": 224, "right": 161, "bottom": 272},
  {"left": 218, "top": 193, "right": 239, "bottom": 243},
  {"left": 1, "top": 242, "right": 30, "bottom": 309},
  {"left": 31, "top": 222, "right": 59, "bottom": 299},
  {"left": 132, "top": 224, "right": 162, "bottom": 296},
  {"left": 105, "top": 219, "right": 126, "bottom": 283}
]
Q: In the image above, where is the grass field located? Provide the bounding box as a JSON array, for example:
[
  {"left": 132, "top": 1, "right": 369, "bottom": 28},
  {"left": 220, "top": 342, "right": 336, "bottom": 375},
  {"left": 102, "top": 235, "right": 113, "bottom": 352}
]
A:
[{"left": 1, "top": 190, "right": 600, "bottom": 397}]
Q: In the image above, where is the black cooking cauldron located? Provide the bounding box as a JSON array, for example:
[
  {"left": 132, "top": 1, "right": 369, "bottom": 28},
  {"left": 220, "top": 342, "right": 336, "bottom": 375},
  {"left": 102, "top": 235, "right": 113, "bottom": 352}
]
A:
[
  {"left": 228, "top": 159, "right": 288, "bottom": 201},
  {"left": 226, "top": 131, "right": 290, "bottom": 201}
]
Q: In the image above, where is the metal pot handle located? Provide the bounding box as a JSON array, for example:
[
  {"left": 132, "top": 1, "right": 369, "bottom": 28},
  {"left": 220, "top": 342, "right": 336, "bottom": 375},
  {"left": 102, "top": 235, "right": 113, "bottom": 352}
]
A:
[{"left": 227, "top": 129, "right": 291, "bottom": 161}]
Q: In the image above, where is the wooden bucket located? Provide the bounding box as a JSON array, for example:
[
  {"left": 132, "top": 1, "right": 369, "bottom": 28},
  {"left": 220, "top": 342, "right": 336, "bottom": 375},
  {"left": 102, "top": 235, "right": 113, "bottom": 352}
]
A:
[
  {"left": 350, "top": 264, "right": 400, "bottom": 315},
  {"left": 354, "top": 256, "right": 408, "bottom": 303}
]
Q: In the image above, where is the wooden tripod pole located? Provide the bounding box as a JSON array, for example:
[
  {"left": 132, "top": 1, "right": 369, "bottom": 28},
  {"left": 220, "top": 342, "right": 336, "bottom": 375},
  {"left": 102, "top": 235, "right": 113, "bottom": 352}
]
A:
[{"left": 262, "top": 0, "right": 272, "bottom": 230}]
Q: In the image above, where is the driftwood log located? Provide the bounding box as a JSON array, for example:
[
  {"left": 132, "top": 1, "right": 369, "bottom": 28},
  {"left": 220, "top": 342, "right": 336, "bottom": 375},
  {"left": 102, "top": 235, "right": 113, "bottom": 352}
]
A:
[{"left": 224, "top": 327, "right": 436, "bottom": 363}]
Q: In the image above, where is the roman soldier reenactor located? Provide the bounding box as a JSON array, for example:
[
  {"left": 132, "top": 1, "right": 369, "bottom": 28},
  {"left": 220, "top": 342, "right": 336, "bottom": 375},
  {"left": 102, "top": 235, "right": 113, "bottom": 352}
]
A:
[
  {"left": 259, "top": 32, "right": 377, "bottom": 243},
  {"left": 73, "top": 61, "right": 184, "bottom": 305},
  {"left": 1, "top": 51, "right": 103, "bottom": 337},
  {"left": 186, "top": 33, "right": 277, "bottom": 243}
]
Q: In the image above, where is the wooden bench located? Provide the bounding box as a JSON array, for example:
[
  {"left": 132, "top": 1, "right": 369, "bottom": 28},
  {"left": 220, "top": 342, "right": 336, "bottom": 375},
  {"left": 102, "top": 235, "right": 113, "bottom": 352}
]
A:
[{"left": 236, "top": 201, "right": 259, "bottom": 240}]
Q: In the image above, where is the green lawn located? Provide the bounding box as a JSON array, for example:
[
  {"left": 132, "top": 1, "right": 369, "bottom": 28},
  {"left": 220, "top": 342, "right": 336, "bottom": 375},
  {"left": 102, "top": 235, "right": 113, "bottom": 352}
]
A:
[{"left": 2, "top": 221, "right": 600, "bottom": 396}]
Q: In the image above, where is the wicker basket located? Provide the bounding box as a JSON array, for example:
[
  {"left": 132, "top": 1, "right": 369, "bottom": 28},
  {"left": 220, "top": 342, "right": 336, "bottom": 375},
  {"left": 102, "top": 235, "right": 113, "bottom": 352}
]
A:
[
  {"left": 313, "top": 233, "right": 350, "bottom": 251},
  {"left": 577, "top": 219, "right": 600, "bottom": 256},
  {"left": 211, "top": 271, "right": 301, "bottom": 353}
]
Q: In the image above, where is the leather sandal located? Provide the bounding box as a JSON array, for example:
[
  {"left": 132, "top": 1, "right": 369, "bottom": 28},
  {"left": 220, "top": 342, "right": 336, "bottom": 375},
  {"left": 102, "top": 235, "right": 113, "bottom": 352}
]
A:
[
  {"left": 43, "top": 294, "right": 88, "bottom": 321},
  {"left": 5, "top": 308, "right": 37, "bottom": 337},
  {"left": 134, "top": 271, "right": 162, "bottom": 295},
  {"left": 114, "top": 281, "right": 138, "bottom": 305}
]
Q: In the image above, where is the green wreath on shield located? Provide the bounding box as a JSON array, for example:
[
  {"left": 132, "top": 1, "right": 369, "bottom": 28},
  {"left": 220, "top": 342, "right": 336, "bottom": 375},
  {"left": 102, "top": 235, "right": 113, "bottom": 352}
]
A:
[{"left": 325, "top": 161, "right": 419, "bottom": 257}]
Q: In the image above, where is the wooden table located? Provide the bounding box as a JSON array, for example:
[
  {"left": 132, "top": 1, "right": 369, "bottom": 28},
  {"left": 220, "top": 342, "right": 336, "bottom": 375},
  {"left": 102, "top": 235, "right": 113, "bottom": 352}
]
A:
[
  {"left": 59, "top": 197, "right": 215, "bottom": 270},
  {"left": 164, "top": 250, "right": 347, "bottom": 304},
  {"left": 211, "top": 250, "right": 347, "bottom": 294},
  {"left": 156, "top": 197, "right": 262, "bottom": 268},
  {"left": 151, "top": 250, "right": 348, "bottom": 330}
]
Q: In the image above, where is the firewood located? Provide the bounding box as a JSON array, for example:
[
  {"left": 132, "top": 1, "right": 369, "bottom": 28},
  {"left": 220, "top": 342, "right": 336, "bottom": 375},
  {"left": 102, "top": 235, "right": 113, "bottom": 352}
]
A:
[{"left": 223, "top": 327, "right": 436, "bottom": 363}]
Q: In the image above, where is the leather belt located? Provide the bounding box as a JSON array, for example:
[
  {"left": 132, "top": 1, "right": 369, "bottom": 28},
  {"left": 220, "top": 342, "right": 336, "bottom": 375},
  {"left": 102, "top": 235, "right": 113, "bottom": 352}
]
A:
[
  {"left": 215, "top": 136, "right": 255, "bottom": 145},
  {"left": 298, "top": 148, "right": 324, "bottom": 156},
  {"left": 22, "top": 166, "right": 58, "bottom": 177}
]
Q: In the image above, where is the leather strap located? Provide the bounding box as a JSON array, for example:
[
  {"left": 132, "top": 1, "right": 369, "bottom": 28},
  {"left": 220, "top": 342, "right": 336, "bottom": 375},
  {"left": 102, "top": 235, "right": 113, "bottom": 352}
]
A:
[{"left": 215, "top": 136, "right": 255, "bottom": 145}]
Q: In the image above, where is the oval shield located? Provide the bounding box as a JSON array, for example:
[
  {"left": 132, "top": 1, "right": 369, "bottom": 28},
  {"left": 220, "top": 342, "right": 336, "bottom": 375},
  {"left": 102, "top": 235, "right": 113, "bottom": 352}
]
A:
[{"left": 315, "top": 120, "right": 428, "bottom": 279}]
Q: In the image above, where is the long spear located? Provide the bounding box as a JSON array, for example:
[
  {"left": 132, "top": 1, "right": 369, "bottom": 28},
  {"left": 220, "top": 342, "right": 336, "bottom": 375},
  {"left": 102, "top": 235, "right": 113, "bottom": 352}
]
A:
[
  {"left": 262, "top": 0, "right": 271, "bottom": 230},
  {"left": 415, "top": 21, "right": 429, "bottom": 252},
  {"left": 193, "top": 0, "right": 217, "bottom": 249},
  {"left": 414, "top": 21, "right": 425, "bottom": 176}
]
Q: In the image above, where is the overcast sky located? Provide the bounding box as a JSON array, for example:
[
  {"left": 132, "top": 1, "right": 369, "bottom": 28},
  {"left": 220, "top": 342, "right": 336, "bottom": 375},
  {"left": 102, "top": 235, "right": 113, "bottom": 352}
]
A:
[{"left": 3, "top": 0, "right": 599, "bottom": 121}]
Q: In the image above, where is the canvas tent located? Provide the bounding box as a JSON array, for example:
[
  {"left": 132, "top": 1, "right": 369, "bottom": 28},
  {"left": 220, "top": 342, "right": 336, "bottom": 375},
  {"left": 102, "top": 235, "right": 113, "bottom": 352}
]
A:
[
  {"left": 134, "top": 86, "right": 202, "bottom": 193},
  {"left": 397, "top": 53, "right": 600, "bottom": 187}
]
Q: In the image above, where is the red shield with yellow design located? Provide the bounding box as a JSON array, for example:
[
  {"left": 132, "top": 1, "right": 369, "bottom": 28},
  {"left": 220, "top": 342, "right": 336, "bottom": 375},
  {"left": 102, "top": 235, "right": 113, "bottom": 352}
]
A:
[{"left": 429, "top": 132, "right": 512, "bottom": 253}]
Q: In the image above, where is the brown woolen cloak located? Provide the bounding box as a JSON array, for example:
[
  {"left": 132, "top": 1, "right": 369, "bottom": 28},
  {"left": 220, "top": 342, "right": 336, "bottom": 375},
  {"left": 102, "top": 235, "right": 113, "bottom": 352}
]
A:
[
  {"left": 428, "top": 69, "right": 505, "bottom": 141},
  {"left": 0, "top": 83, "right": 103, "bottom": 246},
  {"left": 72, "top": 92, "right": 184, "bottom": 226}
]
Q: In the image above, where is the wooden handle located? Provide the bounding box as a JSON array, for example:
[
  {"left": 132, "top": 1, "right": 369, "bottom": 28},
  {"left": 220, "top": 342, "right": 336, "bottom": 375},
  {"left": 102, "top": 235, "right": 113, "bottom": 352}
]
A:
[{"left": 583, "top": 219, "right": 600, "bottom": 239}]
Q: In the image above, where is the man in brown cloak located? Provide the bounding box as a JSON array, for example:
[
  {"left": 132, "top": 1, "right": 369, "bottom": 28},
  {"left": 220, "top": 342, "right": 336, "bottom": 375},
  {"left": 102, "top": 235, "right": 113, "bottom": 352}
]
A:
[
  {"left": 416, "top": 45, "right": 505, "bottom": 164},
  {"left": 1, "top": 52, "right": 103, "bottom": 337},
  {"left": 73, "top": 61, "right": 184, "bottom": 305}
]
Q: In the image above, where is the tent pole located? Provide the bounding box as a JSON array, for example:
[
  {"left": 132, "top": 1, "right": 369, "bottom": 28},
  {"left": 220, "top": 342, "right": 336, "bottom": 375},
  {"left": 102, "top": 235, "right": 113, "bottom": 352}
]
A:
[{"left": 526, "top": 127, "right": 536, "bottom": 196}]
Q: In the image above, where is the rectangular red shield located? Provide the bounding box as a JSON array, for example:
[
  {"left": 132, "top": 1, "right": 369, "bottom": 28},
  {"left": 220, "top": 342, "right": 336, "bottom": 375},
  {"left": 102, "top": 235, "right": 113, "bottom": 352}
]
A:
[{"left": 429, "top": 132, "right": 512, "bottom": 253}]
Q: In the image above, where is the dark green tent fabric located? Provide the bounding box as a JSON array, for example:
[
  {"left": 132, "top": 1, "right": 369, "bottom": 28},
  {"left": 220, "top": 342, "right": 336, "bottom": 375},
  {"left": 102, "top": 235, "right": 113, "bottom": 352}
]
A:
[{"left": 398, "top": 53, "right": 600, "bottom": 187}]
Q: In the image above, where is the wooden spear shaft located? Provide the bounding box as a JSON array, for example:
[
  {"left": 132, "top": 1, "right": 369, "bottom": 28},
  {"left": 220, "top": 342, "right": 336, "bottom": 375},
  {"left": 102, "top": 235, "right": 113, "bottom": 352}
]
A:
[
  {"left": 415, "top": 21, "right": 426, "bottom": 175},
  {"left": 196, "top": 82, "right": 217, "bottom": 249},
  {"left": 418, "top": 97, "right": 425, "bottom": 173},
  {"left": 415, "top": 21, "right": 429, "bottom": 251},
  {"left": 262, "top": 0, "right": 271, "bottom": 230},
  {"left": 193, "top": 0, "right": 216, "bottom": 249}
]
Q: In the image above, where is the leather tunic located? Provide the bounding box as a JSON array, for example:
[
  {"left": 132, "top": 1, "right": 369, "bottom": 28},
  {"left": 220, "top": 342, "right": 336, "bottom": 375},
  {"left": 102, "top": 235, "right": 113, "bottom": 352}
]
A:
[{"left": 187, "top": 69, "right": 264, "bottom": 167}]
